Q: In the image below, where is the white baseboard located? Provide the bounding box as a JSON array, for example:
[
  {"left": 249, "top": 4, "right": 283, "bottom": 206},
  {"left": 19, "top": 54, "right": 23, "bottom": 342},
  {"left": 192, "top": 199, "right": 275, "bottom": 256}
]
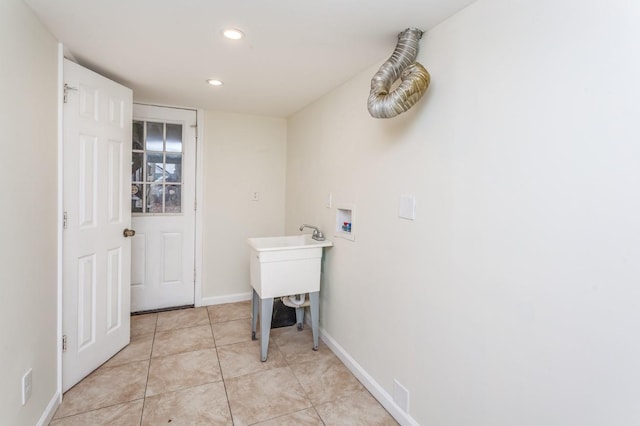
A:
[
  {"left": 320, "top": 328, "right": 420, "bottom": 426},
  {"left": 37, "top": 391, "right": 61, "bottom": 426},
  {"left": 198, "top": 292, "right": 252, "bottom": 307}
]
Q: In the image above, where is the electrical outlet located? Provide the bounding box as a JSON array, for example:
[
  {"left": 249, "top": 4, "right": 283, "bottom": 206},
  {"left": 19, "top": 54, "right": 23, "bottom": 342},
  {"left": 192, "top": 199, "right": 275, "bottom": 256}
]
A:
[
  {"left": 393, "top": 379, "right": 410, "bottom": 413},
  {"left": 22, "top": 368, "right": 32, "bottom": 405},
  {"left": 251, "top": 191, "right": 260, "bottom": 201}
]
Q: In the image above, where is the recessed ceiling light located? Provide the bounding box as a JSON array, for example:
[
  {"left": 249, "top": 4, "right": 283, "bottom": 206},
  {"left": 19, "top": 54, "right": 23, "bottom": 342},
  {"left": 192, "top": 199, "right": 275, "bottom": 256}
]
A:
[
  {"left": 207, "top": 79, "right": 223, "bottom": 86},
  {"left": 222, "top": 28, "right": 244, "bottom": 40}
]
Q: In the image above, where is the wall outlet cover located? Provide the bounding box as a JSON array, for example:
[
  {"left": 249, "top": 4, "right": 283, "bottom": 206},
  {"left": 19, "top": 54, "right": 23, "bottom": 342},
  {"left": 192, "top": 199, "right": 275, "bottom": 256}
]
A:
[
  {"left": 398, "top": 195, "right": 416, "bottom": 220},
  {"left": 393, "top": 379, "right": 410, "bottom": 413}
]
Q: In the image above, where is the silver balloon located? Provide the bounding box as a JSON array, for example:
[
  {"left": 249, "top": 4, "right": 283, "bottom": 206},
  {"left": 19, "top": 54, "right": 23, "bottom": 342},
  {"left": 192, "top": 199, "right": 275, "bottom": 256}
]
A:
[{"left": 368, "top": 28, "right": 431, "bottom": 119}]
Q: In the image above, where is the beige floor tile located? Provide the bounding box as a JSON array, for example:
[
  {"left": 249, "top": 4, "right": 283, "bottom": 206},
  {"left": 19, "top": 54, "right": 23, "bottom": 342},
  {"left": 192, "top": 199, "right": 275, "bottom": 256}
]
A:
[
  {"left": 103, "top": 333, "right": 153, "bottom": 368},
  {"left": 151, "top": 324, "right": 214, "bottom": 358},
  {"left": 50, "top": 399, "right": 143, "bottom": 425},
  {"left": 54, "top": 360, "right": 149, "bottom": 419},
  {"left": 141, "top": 382, "right": 232, "bottom": 425},
  {"left": 211, "top": 317, "right": 253, "bottom": 346},
  {"left": 52, "top": 310, "right": 396, "bottom": 426},
  {"left": 217, "top": 339, "right": 286, "bottom": 379},
  {"left": 291, "top": 353, "right": 364, "bottom": 405},
  {"left": 208, "top": 300, "right": 252, "bottom": 323},
  {"left": 271, "top": 325, "right": 334, "bottom": 364},
  {"left": 156, "top": 307, "right": 210, "bottom": 331},
  {"left": 253, "top": 407, "right": 324, "bottom": 426},
  {"left": 146, "top": 348, "right": 222, "bottom": 396},
  {"left": 130, "top": 313, "right": 157, "bottom": 337},
  {"left": 226, "top": 366, "right": 312, "bottom": 425},
  {"left": 315, "top": 389, "right": 399, "bottom": 426}
]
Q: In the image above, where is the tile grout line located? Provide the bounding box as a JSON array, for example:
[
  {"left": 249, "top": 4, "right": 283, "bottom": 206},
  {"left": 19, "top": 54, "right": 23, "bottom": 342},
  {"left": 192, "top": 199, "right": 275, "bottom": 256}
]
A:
[
  {"left": 138, "top": 312, "right": 158, "bottom": 426},
  {"left": 50, "top": 399, "right": 147, "bottom": 423},
  {"left": 140, "top": 309, "right": 227, "bottom": 422},
  {"left": 273, "top": 333, "right": 327, "bottom": 426},
  {"left": 207, "top": 305, "right": 236, "bottom": 425},
  {"left": 53, "top": 314, "right": 159, "bottom": 422}
]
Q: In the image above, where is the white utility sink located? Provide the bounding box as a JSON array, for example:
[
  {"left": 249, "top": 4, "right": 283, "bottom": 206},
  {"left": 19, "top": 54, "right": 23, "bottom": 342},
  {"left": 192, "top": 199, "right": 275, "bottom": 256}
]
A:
[
  {"left": 248, "top": 235, "right": 332, "bottom": 298},
  {"left": 248, "top": 234, "right": 332, "bottom": 361}
]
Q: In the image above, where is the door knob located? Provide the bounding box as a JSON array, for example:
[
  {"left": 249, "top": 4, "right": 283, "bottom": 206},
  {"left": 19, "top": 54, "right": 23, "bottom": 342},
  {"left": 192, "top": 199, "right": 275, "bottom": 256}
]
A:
[{"left": 123, "top": 228, "right": 136, "bottom": 238}]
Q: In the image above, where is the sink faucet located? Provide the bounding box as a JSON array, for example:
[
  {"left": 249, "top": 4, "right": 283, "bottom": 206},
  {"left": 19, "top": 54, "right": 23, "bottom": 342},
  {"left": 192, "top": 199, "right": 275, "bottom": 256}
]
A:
[{"left": 299, "top": 224, "right": 325, "bottom": 241}]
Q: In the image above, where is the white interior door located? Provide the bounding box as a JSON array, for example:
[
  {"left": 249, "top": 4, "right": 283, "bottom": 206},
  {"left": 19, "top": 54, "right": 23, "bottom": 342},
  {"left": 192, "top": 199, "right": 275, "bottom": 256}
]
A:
[
  {"left": 131, "top": 104, "right": 196, "bottom": 312},
  {"left": 62, "top": 59, "right": 132, "bottom": 391}
]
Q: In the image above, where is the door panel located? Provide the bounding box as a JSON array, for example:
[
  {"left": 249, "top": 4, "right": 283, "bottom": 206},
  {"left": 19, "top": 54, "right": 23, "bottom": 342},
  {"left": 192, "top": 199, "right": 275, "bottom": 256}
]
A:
[
  {"left": 106, "top": 247, "right": 123, "bottom": 332},
  {"left": 163, "top": 232, "right": 183, "bottom": 282},
  {"left": 77, "top": 254, "right": 96, "bottom": 350},
  {"left": 63, "top": 59, "right": 132, "bottom": 391},
  {"left": 131, "top": 104, "right": 196, "bottom": 312},
  {"left": 107, "top": 139, "right": 123, "bottom": 223},
  {"left": 79, "top": 134, "right": 97, "bottom": 227}
]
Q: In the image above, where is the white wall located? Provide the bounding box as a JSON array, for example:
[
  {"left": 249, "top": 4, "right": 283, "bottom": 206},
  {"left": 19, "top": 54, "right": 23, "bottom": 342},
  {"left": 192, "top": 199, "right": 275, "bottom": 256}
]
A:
[
  {"left": 201, "top": 111, "right": 287, "bottom": 301},
  {"left": 286, "top": 0, "right": 640, "bottom": 424},
  {"left": 0, "top": 0, "right": 59, "bottom": 423}
]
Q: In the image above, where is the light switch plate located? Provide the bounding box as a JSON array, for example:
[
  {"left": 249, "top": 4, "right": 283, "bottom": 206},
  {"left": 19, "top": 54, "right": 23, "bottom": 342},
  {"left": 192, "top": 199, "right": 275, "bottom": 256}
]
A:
[{"left": 398, "top": 195, "right": 416, "bottom": 220}]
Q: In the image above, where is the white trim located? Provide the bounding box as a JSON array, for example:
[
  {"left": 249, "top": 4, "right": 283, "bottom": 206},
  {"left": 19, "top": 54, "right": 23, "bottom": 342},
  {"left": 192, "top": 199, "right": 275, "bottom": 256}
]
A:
[
  {"left": 199, "top": 292, "right": 252, "bottom": 307},
  {"left": 320, "top": 328, "right": 420, "bottom": 426},
  {"left": 56, "top": 42, "right": 64, "bottom": 406},
  {"left": 194, "top": 109, "right": 204, "bottom": 307},
  {"left": 37, "top": 390, "right": 61, "bottom": 426}
]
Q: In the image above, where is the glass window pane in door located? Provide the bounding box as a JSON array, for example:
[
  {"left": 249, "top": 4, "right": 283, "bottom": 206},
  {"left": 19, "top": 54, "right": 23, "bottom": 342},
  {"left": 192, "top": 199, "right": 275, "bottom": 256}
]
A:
[
  {"left": 131, "top": 152, "right": 144, "bottom": 182},
  {"left": 133, "top": 121, "right": 144, "bottom": 150},
  {"left": 165, "top": 185, "right": 181, "bottom": 213},
  {"left": 146, "top": 183, "right": 163, "bottom": 213},
  {"left": 166, "top": 123, "right": 182, "bottom": 153},
  {"left": 165, "top": 153, "right": 182, "bottom": 183},
  {"left": 146, "top": 152, "right": 164, "bottom": 182},
  {"left": 146, "top": 122, "right": 164, "bottom": 151},
  {"left": 131, "top": 184, "right": 143, "bottom": 213}
]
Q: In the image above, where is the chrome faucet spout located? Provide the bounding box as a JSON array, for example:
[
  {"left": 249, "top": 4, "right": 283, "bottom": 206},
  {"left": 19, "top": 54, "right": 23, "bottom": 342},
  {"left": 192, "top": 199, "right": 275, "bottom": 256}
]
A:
[{"left": 299, "top": 224, "right": 325, "bottom": 241}]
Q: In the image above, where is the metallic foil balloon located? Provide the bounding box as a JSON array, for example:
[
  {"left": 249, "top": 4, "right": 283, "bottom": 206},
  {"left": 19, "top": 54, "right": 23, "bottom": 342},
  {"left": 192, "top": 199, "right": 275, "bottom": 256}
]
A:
[{"left": 368, "top": 28, "right": 431, "bottom": 119}]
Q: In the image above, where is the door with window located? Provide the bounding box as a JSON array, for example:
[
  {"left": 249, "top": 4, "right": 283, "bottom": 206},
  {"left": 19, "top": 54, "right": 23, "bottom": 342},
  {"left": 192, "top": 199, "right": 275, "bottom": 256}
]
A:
[{"left": 130, "top": 104, "right": 196, "bottom": 312}]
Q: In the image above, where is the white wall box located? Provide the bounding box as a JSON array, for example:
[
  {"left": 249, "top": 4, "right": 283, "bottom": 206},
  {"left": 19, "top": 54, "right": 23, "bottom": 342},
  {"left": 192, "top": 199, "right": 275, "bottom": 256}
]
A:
[{"left": 335, "top": 205, "right": 355, "bottom": 241}]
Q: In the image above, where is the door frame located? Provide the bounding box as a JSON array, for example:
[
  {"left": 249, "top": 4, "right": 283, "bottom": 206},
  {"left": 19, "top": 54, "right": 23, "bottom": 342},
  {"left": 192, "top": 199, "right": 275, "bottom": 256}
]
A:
[
  {"left": 54, "top": 43, "right": 64, "bottom": 413},
  {"left": 193, "top": 108, "right": 204, "bottom": 307}
]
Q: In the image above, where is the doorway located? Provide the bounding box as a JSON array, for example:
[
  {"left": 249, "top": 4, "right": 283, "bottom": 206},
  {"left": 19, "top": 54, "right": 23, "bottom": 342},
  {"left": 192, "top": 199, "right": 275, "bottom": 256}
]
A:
[{"left": 130, "top": 104, "right": 197, "bottom": 312}]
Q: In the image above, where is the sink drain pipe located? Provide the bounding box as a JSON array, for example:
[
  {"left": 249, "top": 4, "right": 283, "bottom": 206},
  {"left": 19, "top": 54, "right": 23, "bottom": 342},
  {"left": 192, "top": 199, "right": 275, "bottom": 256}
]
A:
[
  {"left": 367, "top": 28, "right": 431, "bottom": 119},
  {"left": 282, "top": 294, "right": 309, "bottom": 308}
]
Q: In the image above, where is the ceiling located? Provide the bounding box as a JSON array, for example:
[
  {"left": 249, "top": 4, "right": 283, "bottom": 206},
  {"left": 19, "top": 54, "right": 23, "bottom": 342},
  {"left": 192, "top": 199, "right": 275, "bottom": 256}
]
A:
[{"left": 25, "top": 0, "right": 476, "bottom": 117}]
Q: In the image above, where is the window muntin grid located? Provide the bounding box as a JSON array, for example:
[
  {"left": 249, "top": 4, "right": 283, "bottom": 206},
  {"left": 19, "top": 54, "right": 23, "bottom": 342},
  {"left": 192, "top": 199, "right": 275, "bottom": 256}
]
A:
[{"left": 131, "top": 120, "right": 183, "bottom": 214}]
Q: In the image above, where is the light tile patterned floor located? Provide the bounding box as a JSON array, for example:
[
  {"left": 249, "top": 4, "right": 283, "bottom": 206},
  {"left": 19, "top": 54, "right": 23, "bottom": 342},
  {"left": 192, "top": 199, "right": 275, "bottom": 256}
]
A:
[{"left": 51, "top": 301, "right": 398, "bottom": 425}]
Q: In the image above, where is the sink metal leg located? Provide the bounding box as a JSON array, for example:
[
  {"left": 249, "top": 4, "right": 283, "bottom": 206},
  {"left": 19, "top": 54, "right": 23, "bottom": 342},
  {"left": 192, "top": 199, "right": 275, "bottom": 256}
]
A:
[
  {"left": 259, "top": 297, "right": 274, "bottom": 362},
  {"left": 251, "top": 289, "right": 259, "bottom": 341},
  {"left": 295, "top": 306, "right": 305, "bottom": 330},
  {"left": 309, "top": 291, "right": 320, "bottom": 351}
]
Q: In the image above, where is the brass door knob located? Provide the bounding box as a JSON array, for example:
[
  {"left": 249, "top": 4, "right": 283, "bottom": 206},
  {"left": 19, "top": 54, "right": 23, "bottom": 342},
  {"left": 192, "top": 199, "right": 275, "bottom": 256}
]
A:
[{"left": 123, "top": 228, "right": 136, "bottom": 238}]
